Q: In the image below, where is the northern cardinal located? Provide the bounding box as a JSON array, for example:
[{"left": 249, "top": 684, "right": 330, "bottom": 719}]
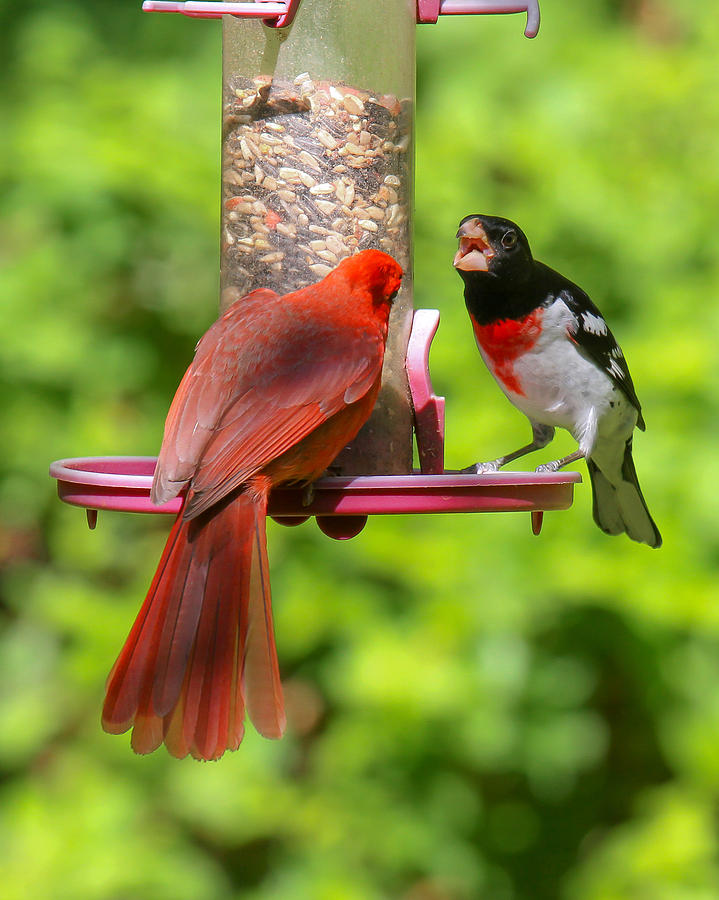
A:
[
  {"left": 453, "top": 214, "right": 660, "bottom": 547},
  {"left": 102, "top": 249, "right": 403, "bottom": 759}
]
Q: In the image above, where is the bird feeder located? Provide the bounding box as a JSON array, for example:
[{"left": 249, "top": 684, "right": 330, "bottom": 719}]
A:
[{"left": 50, "top": 0, "right": 580, "bottom": 539}]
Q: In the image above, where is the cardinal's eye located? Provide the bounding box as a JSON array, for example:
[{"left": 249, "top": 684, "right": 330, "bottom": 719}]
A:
[{"left": 501, "top": 231, "right": 518, "bottom": 250}]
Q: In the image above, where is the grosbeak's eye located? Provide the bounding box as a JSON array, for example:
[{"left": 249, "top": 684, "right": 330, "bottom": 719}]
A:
[{"left": 501, "top": 231, "right": 518, "bottom": 250}]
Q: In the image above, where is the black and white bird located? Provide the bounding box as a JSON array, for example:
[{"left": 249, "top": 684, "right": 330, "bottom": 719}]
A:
[{"left": 453, "top": 213, "right": 661, "bottom": 548}]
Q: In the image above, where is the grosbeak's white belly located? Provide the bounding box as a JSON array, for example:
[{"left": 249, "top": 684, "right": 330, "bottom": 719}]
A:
[{"left": 472, "top": 298, "right": 638, "bottom": 461}]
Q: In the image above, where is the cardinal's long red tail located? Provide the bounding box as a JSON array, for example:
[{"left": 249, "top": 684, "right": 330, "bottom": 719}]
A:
[{"left": 102, "top": 491, "right": 285, "bottom": 760}]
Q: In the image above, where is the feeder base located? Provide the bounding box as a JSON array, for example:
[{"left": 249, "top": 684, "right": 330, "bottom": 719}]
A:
[{"left": 49, "top": 456, "right": 581, "bottom": 539}]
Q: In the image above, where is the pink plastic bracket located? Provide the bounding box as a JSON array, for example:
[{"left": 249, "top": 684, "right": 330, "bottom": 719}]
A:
[
  {"left": 142, "top": 1, "right": 539, "bottom": 36},
  {"left": 407, "top": 309, "right": 445, "bottom": 475},
  {"left": 141, "top": 1, "right": 301, "bottom": 27},
  {"left": 418, "top": 0, "right": 539, "bottom": 36}
]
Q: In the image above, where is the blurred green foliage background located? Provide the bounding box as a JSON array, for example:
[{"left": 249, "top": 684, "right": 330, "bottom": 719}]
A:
[{"left": 2, "top": 0, "right": 719, "bottom": 897}]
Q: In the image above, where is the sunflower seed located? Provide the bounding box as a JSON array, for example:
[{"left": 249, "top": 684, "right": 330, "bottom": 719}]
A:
[
  {"left": 298, "top": 150, "right": 322, "bottom": 171},
  {"left": 298, "top": 171, "right": 317, "bottom": 188},
  {"left": 309, "top": 183, "right": 335, "bottom": 195},
  {"left": 224, "top": 198, "right": 254, "bottom": 214},
  {"left": 317, "top": 129, "right": 338, "bottom": 150},
  {"left": 309, "top": 263, "right": 333, "bottom": 277},
  {"left": 343, "top": 94, "right": 365, "bottom": 115},
  {"left": 325, "top": 235, "right": 344, "bottom": 256},
  {"left": 314, "top": 199, "right": 336, "bottom": 215},
  {"left": 278, "top": 167, "right": 303, "bottom": 184}
]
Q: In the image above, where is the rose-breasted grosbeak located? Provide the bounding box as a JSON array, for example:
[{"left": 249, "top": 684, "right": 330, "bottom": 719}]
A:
[{"left": 453, "top": 214, "right": 661, "bottom": 548}]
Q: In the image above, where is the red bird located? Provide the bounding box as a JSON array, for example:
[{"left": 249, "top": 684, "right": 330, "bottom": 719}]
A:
[{"left": 102, "top": 250, "right": 403, "bottom": 760}]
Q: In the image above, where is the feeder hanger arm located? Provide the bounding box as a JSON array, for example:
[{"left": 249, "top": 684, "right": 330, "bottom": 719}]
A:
[
  {"left": 417, "top": 1, "right": 539, "bottom": 37},
  {"left": 143, "top": 1, "right": 541, "bottom": 37},
  {"left": 141, "top": 1, "right": 299, "bottom": 24}
]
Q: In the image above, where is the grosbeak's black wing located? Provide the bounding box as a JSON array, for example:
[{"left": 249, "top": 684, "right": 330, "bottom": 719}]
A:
[{"left": 557, "top": 283, "right": 645, "bottom": 430}]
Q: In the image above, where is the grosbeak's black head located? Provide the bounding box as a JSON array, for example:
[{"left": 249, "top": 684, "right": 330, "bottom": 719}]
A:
[{"left": 453, "top": 215, "right": 533, "bottom": 285}]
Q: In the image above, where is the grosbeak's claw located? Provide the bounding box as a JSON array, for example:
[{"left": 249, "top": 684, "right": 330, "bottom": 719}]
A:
[
  {"left": 462, "top": 461, "right": 501, "bottom": 475},
  {"left": 535, "top": 461, "right": 560, "bottom": 474}
]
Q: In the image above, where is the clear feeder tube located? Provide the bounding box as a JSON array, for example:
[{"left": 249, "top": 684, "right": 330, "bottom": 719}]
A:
[{"left": 220, "top": 0, "right": 416, "bottom": 474}]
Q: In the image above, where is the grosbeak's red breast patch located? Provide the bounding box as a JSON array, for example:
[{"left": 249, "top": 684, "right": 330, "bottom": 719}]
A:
[{"left": 470, "top": 309, "right": 543, "bottom": 395}]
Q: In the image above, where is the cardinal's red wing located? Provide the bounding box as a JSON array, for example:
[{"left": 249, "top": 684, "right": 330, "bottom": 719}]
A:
[
  {"left": 152, "top": 288, "right": 385, "bottom": 515},
  {"left": 181, "top": 329, "right": 384, "bottom": 518},
  {"left": 152, "top": 288, "right": 283, "bottom": 505}
]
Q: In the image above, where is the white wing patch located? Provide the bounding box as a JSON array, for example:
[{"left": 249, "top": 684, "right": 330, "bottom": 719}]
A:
[
  {"left": 581, "top": 311, "right": 608, "bottom": 336},
  {"left": 608, "top": 357, "right": 625, "bottom": 380}
]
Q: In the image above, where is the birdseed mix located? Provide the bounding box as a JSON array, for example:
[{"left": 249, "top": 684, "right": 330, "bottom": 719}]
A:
[{"left": 220, "top": 71, "right": 412, "bottom": 307}]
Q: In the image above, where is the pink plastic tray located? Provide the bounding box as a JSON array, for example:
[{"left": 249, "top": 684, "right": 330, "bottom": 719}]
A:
[{"left": 49, "top": 455, "right": 580, "bottom": 539}]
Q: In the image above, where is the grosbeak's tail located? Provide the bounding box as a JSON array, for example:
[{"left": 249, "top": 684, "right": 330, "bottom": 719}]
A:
[{"left": 587, "top": 442, "right": 662, "bottom": 548}]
